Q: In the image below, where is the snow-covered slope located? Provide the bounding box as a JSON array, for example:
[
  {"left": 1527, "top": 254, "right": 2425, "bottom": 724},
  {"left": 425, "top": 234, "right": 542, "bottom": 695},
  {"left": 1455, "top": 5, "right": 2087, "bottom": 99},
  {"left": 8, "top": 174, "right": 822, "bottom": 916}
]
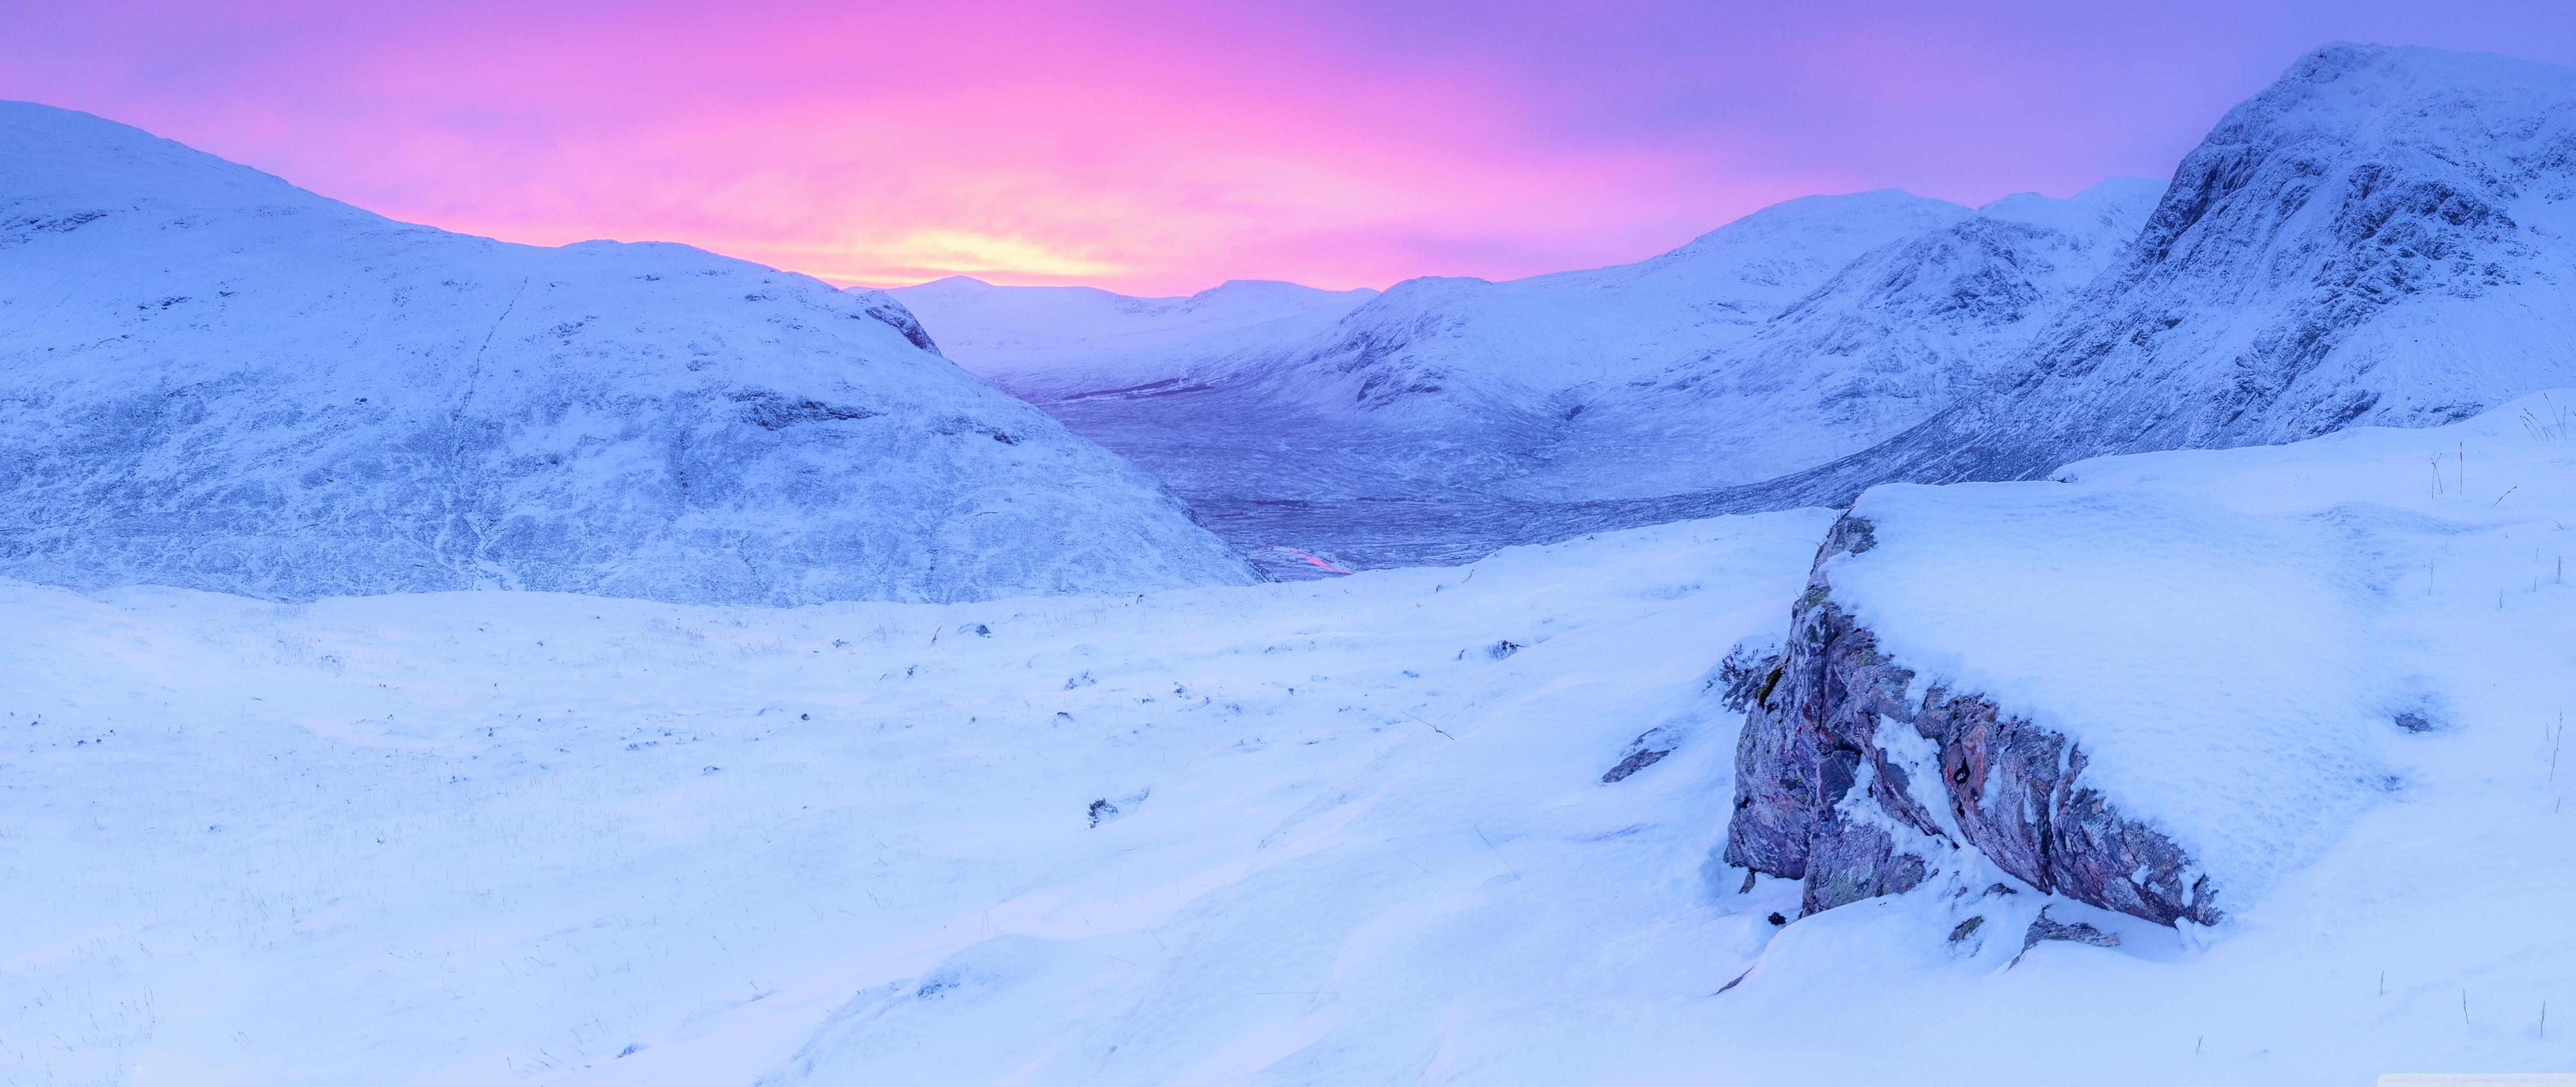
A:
[
  {"left": 915, "top": 185, "right": 2154, "bottom": 572},
  {"left": 1521, "top": 178, "right": 2162, "bottom": 498},
  {"left": 11, "top": 393, "right": 2575, "bottom": 1084},
  {"left": 1021, "top": 190, "right": 1976, "bottom": 506},
  {"left": 886, "top": 276, "right": 1378, "bottom": 398},
  {"left": 896, "top": 44, "right": 2576, "bottom": 577},
  {"left": 0, "top": 510, "right": 1838, "bottom": 1084},
  {"left": 1251, "top": 190, "right": 1977, "bottom": 428},
  {"left": 1780, "top": 43, "right": 2576, "bottom": 500},
  {"left": 0, "top": 101, "right": 1260, "bottom": 605}
]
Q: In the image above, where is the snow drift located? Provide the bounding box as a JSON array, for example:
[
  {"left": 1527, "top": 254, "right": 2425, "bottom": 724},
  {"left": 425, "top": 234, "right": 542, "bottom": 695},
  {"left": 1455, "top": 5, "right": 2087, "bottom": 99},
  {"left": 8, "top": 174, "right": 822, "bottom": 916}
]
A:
[{"left": 0, "top": 101, "right": 1260, "bottom": 605}]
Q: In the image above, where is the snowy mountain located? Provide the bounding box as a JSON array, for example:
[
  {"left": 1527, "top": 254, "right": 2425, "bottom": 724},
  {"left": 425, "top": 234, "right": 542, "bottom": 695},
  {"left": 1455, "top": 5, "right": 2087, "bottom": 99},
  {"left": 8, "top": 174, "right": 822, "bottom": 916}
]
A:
[
  {"left": 0, "top": 101, "right": 1261, "bottom": 605},
  {"left": 12, "top": 393, "right": 2571, "bottom": 1083},
  {"left": 997, "top": 190, "right": 1976, "bottom": 506},
  {"left": 888, "top": 275, "right": 1378, "bottom": 399},
  {"left": 1518, "top": 178, "right": 2163, "bottom": 499},
  {"left": 899, "top": 185, "right": 2156, "bottom": 571},
  {"left": 893, "top": 45, "right": 2576, "bottom": 577},
  {"left": 1767, "top": 43, "right": 2576, "bottom": 502}
]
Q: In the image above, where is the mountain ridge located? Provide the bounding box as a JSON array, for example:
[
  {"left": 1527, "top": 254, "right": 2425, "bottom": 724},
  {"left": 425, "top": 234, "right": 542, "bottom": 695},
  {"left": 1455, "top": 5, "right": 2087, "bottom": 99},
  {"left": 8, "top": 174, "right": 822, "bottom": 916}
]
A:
[{"left": 0, "top": 100, "right": 1263, "bottom": 604}]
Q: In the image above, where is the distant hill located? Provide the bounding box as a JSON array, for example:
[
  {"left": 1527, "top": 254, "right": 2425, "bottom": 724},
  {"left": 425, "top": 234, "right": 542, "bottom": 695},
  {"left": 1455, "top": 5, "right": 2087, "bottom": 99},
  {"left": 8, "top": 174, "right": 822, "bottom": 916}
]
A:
[{"left": 0, "top": 102, "right": 1262, "bottom": 604}]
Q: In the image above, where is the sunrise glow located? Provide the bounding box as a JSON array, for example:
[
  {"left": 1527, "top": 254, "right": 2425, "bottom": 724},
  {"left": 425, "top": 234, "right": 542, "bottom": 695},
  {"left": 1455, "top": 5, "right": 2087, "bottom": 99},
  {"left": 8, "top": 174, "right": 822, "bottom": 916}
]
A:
[{"left": 7, "top": 1, "right": 2575, "bottom": 294}]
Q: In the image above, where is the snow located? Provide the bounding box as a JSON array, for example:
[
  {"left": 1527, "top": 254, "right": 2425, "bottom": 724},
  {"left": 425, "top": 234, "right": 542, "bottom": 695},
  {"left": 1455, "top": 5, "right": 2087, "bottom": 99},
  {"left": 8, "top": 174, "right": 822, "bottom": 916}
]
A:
[
  {"left": 883, "top": 276, "right": 1377, "bottom": 398},
  {"left": 1789, "top": 44, "right": 2576, "bottom": 500},
  {"left": 1829, "top": 482, "right": 2394, "bottom": 900},
  {"left": 1830, "top": 391, "right": 2576, "bottom": 906},
  {"left": 15, "top": 44, "right": 2576, "bottom": 1085},
  {"left": 1531, "top": 177, "right": 2163, "bottom": 499},
  {"left": 897, "top": 45, "right": 2576, "bottom": 584},
  {"left": 0, "top": 101, "right": 1259, "bottom": 606},
  {"left": 0, "top": 509, "right": 1836, "bottom": 1084},
  {"left": 893, "top": 186, "right": 2155, "bottom": 576},
  {"left": 9, "top": 394, "right": 2576, "bottom": 1083}
]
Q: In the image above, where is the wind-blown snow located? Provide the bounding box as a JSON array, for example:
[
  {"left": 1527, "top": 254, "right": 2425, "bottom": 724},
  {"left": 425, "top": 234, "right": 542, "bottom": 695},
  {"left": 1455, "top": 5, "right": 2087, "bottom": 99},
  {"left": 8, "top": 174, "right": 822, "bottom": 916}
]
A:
[
  {"left": 0, "top": 510, "right": 1837, "bottom": 1083},
  {"left": 1828, "top": 483, "right": 2393, "bottom": 900},
  {"left": 9, "top": 394, "right": 2576, "bottom": 1083},
  {"left": 0, "top": 101, "right": 1259, "bottom": 605}
]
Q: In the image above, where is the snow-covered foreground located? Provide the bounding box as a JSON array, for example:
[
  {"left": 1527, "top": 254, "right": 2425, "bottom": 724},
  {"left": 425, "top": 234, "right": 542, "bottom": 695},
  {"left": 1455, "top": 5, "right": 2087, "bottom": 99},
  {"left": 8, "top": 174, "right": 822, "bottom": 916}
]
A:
[
  {"left": 10, "top": 395, "right": 2576, "bottom": 1085},
  {"left": 4, "top": 510, "right": 1830, "bottom": 1084}
]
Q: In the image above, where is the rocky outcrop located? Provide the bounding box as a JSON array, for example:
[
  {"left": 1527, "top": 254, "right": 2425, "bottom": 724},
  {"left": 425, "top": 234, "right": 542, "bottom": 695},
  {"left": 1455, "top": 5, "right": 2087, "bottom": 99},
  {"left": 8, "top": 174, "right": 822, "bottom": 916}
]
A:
[{"left": 1723, "top": 514, "right": 2221, "bottom": 926}]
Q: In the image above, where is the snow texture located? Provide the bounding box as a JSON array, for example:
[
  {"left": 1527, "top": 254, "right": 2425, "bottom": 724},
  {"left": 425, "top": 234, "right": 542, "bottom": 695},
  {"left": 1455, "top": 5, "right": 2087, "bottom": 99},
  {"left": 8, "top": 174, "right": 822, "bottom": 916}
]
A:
[
  {"left": 1828, "top": 482, "right": 2392, "bottom": 902},
  {"left": 14, "top": 383, "right": 2576, "bottom": 1081},
  {"left": 0, "top": 101, "right": 1260, "bottom": 605}
]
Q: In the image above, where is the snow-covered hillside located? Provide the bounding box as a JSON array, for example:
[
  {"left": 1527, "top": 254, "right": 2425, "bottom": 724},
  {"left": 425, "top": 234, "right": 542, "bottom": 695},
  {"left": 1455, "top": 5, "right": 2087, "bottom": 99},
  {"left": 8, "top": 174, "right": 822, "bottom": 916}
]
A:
[
  {"left": 0, "top": 102, "right": 1260, "bottom": 605},
  {"left": 968, "top": 191, "right": 1976, "bottom": 507},
  {"left": 887, "top": 276, "right": 1378, "bottom": 399},
  {"left": 1779, "top": 43, "right": 2576, "bottom": 501},
  {"left": 1513, "top": 178, "right": 2162, "bottom": 499},
  {"left": 897, "top": 186, "right": 2163, "bottom": 573},
  {"left": 891, "top": 45, "right": 2576, "bottom": 579},
  {"left": 10, "top": 394, "right": 2573, "bottom": 1084}
]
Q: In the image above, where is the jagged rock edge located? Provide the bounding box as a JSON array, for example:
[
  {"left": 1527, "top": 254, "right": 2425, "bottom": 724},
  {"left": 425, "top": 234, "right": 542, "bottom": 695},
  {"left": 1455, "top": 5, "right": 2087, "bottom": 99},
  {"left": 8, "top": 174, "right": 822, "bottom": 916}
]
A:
[{"left": 1722, "top": 513, "right": 2222, "bottom": 927}]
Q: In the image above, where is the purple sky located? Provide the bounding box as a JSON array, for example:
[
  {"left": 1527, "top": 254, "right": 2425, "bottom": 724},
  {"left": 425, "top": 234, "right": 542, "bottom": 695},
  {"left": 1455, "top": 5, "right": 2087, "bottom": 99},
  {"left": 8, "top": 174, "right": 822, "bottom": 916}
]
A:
[{"left": 6, "top": 1, "right": 2574, "bottom": 293}]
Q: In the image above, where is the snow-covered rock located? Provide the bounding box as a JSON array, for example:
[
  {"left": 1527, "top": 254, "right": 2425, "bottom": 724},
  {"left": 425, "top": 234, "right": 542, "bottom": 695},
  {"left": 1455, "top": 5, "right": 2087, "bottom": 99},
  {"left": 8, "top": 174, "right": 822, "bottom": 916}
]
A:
[
  {"left": 0, "top": 101, "right": 1260, "bottom": 605},
  {"left": 1729, "top": 389, "right": 2576, "bottom": 937},
  {"left": 1728, "top": 510, "right": 2253, "bottom": 926},
  {"left": 1782, "top": 43, "right": 2576, "bottom": 501}
]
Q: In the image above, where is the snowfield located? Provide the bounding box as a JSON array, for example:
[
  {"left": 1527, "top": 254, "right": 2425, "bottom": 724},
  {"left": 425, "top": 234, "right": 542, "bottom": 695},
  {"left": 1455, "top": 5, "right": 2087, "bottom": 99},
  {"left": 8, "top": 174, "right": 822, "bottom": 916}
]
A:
[
  {"left": 1, "top": 509, "right": 1832, "bottom": 1084},
  {"left": 9, "top": 393, "right": 2576, "bottom": 1085}
]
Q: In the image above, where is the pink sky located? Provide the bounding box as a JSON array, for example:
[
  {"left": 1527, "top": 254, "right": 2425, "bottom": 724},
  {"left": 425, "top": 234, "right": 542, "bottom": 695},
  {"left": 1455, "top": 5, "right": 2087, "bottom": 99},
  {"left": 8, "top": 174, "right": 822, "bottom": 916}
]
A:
[{"left": 7, "top": 1, "right": 2574, "bottom": 295}]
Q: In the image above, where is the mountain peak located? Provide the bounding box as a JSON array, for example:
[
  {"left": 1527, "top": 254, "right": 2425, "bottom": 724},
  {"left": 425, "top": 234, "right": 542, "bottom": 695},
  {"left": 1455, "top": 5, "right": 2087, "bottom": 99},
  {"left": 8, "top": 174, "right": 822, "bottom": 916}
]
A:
[
  {"left": 1765, "top": 43, "right": 2576, "bottom": 503},
  {"left": 0, "top": 104, "right": 1262, "bottom": 604},
  {"left": 0, "top": 99, "right": 331, "bottom": 215}
]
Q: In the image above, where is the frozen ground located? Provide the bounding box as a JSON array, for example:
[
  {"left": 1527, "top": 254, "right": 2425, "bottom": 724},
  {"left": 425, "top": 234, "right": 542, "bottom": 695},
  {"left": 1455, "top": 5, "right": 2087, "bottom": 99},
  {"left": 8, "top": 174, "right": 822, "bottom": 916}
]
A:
[{"left": 9, "top": 396, "right": 2576, "bottom": 1086}]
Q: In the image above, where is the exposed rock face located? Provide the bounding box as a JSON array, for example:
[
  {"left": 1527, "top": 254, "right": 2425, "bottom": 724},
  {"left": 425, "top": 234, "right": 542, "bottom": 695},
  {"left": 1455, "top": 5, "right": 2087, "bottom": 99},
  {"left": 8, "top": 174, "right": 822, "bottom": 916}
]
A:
[
  {"left": 1723, "top": 514, "right": 2221, "bottom": 926},
  {"left": 1758, "top": 43, "right": 2576, "bottom": 505}
]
